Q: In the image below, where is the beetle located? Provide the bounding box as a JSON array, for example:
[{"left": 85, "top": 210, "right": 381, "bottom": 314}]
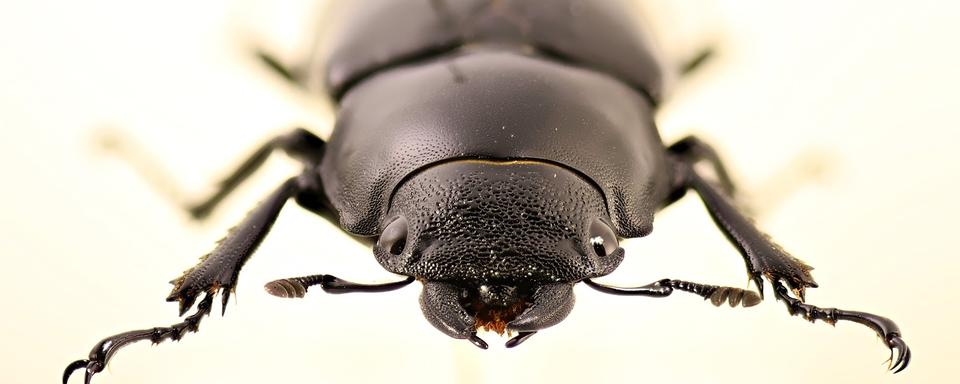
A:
[{"left": 64, "top": 0, "right": 911, "bottom": 382}]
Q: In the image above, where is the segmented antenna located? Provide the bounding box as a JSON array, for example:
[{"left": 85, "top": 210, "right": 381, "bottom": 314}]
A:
[
  {"left": 666, "top": 280, "right": 761, "bottom": 308},
  {"left": 584, "top": 278, "right": 761, "bottom": 308},
  {"left": 264, "top": 274, "right": 416, "bottom": 298},
  {"left": 264, "top": 277, "right": 320, "bottom": 298}
]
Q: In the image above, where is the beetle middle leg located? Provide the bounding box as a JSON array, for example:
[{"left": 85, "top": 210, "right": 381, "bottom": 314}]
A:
[
  {"left": 256, "top": 49, "right": 303, "bottom": 85},
  {"left": 667, "top": 135, "right": 813, "bottom": 296},
  {"left": 99, "top": 127, "right": 324, "bottom": 219},
  {"left": 679, "top": 47, "right": 716, "bottom": 77},
  {"left": 183, "top": 127, "right": 325, "bottom": 219}
]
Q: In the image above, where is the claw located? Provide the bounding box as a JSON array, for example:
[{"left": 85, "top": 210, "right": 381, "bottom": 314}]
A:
[
  {"left": 62, "top": 359, "right": 88, "bottom": 384},
  {"left": 168, "top": 288, "right": 198, "bottom": 316},
  {"left": 751, "top": 276, "right": 764, "bottom": 299},
  {"left": 65, "top": 293, "right": 216, "bottom": 383},
  {"left": 83, "top": 361, "right": 103, "bottom": 384},
  {"left": 62, "top": 359, "right": 103, "bottom": 384},
  {"left": 770, "top": 279, "right": 910, "bottom": 373},
  {"left": 220, "top": 288, "right": 232, "bottom": 316},
  {"left": 887, "top": 336, "right": 911, "bottom": 373}
]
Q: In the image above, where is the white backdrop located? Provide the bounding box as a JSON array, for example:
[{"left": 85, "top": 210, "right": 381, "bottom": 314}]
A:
[{"left": 1, "top": 0, "right": 957, "bottom": 383}]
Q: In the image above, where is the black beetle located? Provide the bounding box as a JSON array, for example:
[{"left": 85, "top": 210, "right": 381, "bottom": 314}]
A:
[{"left": 64, "top": 1, "right": 910, "bottom": 382}]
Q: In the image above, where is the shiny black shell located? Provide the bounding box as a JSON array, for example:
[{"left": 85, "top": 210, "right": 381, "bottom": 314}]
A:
[
  {"left": 316, "top": 0, "right": 673, "bottom": 239},
  {"left": 321, "top": 0, "right": 667, "bottom": 102}
]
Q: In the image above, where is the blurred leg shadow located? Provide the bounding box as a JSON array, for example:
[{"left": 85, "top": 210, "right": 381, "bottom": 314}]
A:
[{"left": 740, "top": 148, "right": 839, "bottom": 218}]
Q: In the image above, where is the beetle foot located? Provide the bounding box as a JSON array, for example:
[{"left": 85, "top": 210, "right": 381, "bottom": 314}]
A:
[
  {"left": 63, "top": 293, "right": 216, "bottom": 384},
  {"left": 885, "top": 334, "right": 911, "bottom": 373},
  {"left": 62, "top": 359, "right": 96, "bottom": 384},
  {"left": 771, "top": 279, "right": 911, "bottom": 373},
  {"left": 63, "top": 358, "right": 103, "bottom": 384}
]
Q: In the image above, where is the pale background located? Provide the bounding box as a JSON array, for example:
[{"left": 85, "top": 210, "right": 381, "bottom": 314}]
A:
[{"left": 1, "top": 0, "right": 957, "bottom": 383}]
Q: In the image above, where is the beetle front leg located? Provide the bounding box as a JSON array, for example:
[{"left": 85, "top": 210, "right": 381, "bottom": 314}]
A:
[
  {"left": 64, "top": 173, "right": 314, "bottom": 384},
  {"left": 667, "top": 138, "right": 910, "bottom": 372},
  {"left": 668, "top": 143, "right": 815, "bottom": 298},
  {"left": 167, "top": 174, "right": 314, "bottom": 315}
]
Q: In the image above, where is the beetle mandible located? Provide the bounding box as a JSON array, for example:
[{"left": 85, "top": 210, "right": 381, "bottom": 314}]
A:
[{"left": 64, "top": 1, "right": 911, "bottom": 382}]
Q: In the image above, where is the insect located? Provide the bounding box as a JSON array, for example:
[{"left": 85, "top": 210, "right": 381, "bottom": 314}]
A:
[{"left": 64, "top": 0, "right": 911, "bottom": 382}]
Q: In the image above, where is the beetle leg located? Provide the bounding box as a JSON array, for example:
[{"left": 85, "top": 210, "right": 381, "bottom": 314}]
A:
[
  {"left": 679, "top": 47, "right": 716, "bottom": 77},
  {"left": 65, "top": 173, "right": 321, "bottom": 383},
  {"left": 668, "top": 143, "right": 910, "bottom": 372},
  {"left": 168, "top": 174, "right": 312, "bottom": 315},
  {"left": 100, "top": 127, "right": 325, "bottom": 219},
  {"left": 183, "top": 128, "right": 325, "bottom": 219},
  {"left": 670, "top": 157, "right": 817, "bottom": 299},
  {"left": 63, "top": 292, "right": 215, "bottom": 384},
  {"left": 770, "top": 279, "right": 911, "bottom": 373},
  {"left": 668, "top": 135, "right": 736, "bottom": 196},
  {"left": 583, "top": 278, "right": 761, "bottom": 308},
  {"left": 264, "top": 274, "right": 415, "bottom": 298},
  {"left": 256, "top": 49, "right": 305, "bottom": 85}
]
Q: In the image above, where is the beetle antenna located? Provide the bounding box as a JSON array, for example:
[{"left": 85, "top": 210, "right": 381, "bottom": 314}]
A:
[
  {"left": 265, "top": 274, "right": 415, "bottom": 298},
  {"left": 583, "top": 278, "right": 761, "bottom": 308}
]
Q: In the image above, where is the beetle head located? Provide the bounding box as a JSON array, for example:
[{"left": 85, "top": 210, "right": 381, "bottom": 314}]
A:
[{"left": 374, "top": 159, "right": 623, "bottom": 346}]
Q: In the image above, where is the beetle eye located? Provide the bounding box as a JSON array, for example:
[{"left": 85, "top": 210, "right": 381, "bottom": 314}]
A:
[
  {"left": 589, "top": 219, "right": 619, "bottom": 257},
  {"left": 379, "top": 217, "right": 408, "bottom": 256}
]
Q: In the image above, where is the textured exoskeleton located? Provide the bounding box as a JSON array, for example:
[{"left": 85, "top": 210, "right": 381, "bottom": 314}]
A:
[{"left": 65, "top": 1, "right": 909, "bottom": 382}]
